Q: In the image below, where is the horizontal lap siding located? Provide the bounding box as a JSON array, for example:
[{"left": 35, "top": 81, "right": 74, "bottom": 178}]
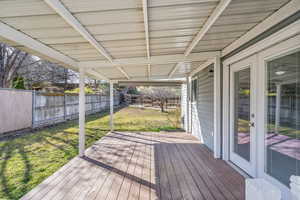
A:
[
  {"left": 192, "top": 65, "right": 214, "bottom": 151},
  {"left": 181, "top": 84, "right": 187, "bottom": 130}
]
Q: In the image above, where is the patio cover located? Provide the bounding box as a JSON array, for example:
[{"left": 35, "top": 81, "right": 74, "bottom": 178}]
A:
[{"left": 0, "top": 0, "right": 298, "bottom": 82}]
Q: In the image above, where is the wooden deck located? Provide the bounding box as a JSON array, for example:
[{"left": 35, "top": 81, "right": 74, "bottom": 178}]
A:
[{"left": 21, "top": 131, "right": 245, "bottom": 200}]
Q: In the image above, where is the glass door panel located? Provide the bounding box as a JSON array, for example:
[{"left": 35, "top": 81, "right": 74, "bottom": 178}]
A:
[
  {"left": 229, "top": 56, "right": 256, "bottom": 177},
  {"left": 234, "top": 68, "right": 251, "bottom": 161},
  {"left": 265, "top": 50, "right": 300, "bottom": 186}
]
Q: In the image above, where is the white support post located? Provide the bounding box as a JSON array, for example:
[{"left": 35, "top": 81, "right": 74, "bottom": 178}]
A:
[
  {"left": 79, "top": 67, "right": 85, "bottom": 157},
  {"left": 222, "top": 64, "right": 230, "bottom": 161},
  {"left": 275, "top": 84, "right": 281, "bottom": 134},
  {"left": 186, "top": 76, "right": 191, "bottom": 133},
  {"left": 213, "top": 56, "right": 221, "bottom": 158},
  {"left": 110, "top": 81, "right": 114, "bottom": 132}
]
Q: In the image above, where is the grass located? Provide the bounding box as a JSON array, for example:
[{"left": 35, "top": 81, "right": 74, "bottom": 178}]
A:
[{"left": 0, "top": 106, "right": 181, "bottom": 200}]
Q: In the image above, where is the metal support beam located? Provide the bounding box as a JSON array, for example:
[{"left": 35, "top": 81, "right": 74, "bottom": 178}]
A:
[
  {"left": 168, "top": 63, "right": 181, "bottom": 78},
  {"left": 147, "top": 64, "right": 151, "bottom": 80},
  {"left": 44, "top": 0, "right": 129, "bottom": 79},
  {"left": 117, "top": 67, "right": 130, "bottom": 79},
  {"left": 110, "top": 81, "right": 114, "bottom": 132},
  {"left": 86, "top": 69, "right": 109, "bottom": 81},
  {"left": 142, "top": 0, "right": 151, "bottom": 80},
  {"left": 142, "top": 0, "right": 150, "bottom": 59},
  {"left": 44, "top": 0, "right": 113, "bottom": 62},
  {"left": 79, "top": 67, "right": 85, "bottom": 157}
]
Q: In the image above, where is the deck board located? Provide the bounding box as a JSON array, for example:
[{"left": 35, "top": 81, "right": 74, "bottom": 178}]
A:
[{"left": 21, "top": 131, "right": 245, "bottom": 200}]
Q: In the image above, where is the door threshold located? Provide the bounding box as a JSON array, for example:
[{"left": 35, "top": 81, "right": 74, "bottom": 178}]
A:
[{"left": 226, "top": 160, "right": 251, "bottom": 179}]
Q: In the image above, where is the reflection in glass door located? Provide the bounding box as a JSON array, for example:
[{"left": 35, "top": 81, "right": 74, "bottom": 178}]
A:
[
  {"left": 265, "top": 50, "right": 300, "bottom": 186},
  {"left": 234, "top": 68, "right": 251, "bottom": 161}
]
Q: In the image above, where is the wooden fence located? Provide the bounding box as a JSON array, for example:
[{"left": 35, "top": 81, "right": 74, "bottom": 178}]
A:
[
  {"left": 124, "top": 94, "right": 180, "bottom": 109},
  {"left": 33, "top": 92, "right": 120, "bottom": 127}
]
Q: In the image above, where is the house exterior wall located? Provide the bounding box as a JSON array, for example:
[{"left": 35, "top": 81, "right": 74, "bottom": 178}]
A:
[
  {"left": 0, "top": 89, "right": 33, "bottom": 133},
  {"left": 191, "top": 65, "right": 215, "bottom": 151}
]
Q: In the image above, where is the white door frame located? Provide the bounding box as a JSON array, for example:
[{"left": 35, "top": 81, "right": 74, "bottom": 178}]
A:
[{"left": 229, "top": 55, "right": 257, "bottom": 177}]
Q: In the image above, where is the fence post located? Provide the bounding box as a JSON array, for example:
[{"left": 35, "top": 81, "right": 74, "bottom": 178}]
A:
[
  {"left": 32, "top": 90, "right": 36, "bottom": 128},
  {"left": 64, "top": 93, "right": 66, "bottom": 121}
]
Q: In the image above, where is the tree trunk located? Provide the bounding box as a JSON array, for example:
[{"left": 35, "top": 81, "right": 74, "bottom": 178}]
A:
[{"left": 160, "top": 99, "right": 165, "bottom": 112}]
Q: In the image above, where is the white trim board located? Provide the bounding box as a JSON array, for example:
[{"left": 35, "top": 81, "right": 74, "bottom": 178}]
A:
[{"left": 223, "top": 19, "right": 300, "bottom": 66}]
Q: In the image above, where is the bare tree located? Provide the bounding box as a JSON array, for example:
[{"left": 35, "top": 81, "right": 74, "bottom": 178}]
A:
[
  {"left": 18, "top": 60, "right": 77, "bottom": 89},
  {"left": 0, "top": 42, "right": 79, "bottom": 90},
  {"left": 0, "top": 43, "right": 32, "bottom": 88},
  {"left": 140, "top": 87, "right": 179, "bottom": 112}
]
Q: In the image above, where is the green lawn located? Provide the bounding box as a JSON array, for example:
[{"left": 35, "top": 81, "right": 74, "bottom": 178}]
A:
[{"left": 0, "top": 107, "right": 181, "bottom": 200}]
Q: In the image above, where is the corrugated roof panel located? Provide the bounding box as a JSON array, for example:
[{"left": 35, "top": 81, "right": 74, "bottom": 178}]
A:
[
  {"left": 151, "top": 64, "right": 174, "bottom": 76},
  {"left": 0, "top": 15, "right": 69, "bottom": 30},
  {"left": 123, "top": 66, "right": 147, "bottom": 77},
  {"left": 86, "top": 23, "right": 144, "bottom": 35},
  {"left": 149, "top": 0, "right": 219, "bottom": 7},
  {"left": 149, "top": 0, "right": 219, "bottom": 57},
  {"left": 0, "top": 0, "right": 54, "bottom": 17},
  {"left": 61, "top": 0, "right": 141, "bottom": 13},
  {"left": 95, "top": 68, "right": 125, "bottom": 79},
  {"left": 151, "top": 48, "right": 186, "bottom": 56},
  {"left": 192, "top": 0, "right": 290, "bottom": 53},
  {"left": 110, "top": 51, "right": 147, "bottom": 59},
  {"left": 149, "top": 3, "right": 217, "bottom": 21},
  {"left": 74, "top": 9, "right": 143, "bottom": 26}
]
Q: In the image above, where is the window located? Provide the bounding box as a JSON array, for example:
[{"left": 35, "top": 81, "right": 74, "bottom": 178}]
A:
[
  {"left": 265, "top": 50, "right": 300, "bottom": 186},
  {"left": 191, "top": 78, "right": 198, "bottom": 102}
]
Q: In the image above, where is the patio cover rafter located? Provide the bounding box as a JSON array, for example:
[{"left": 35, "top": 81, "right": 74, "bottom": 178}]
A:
[
  {"left": 86, "top": 69, "right": 109, "bottom": 81},
  {"left": 142, "top": 0, "right": 151, "bottom": 79},
  {"left": 184, "top": 0, "right": 232, "bottom": 56},
  {"left": 168, "top": 0, "right": 231, "bottom": 78},
  {"left": 44, "top": 0, "right": 129, "bottom": 80},
  {"left": 0, "top": 22, "right": 110, "bottom": 81},
  {"left": 168, "top": 63, "right": 181, "bottom": 78}
]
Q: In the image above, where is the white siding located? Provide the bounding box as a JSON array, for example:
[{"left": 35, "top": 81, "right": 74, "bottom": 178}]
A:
[{"left": 192, "top": 65, "right": 214, "bottom": 151}]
